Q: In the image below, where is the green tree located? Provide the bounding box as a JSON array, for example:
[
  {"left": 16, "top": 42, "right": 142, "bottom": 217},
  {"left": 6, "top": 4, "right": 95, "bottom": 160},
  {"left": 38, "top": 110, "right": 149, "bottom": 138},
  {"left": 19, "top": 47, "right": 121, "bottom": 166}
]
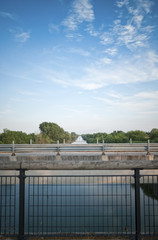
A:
[
  {"left": 0, "top": 129, "right": 35, "bottom": 144},
  {"left": 39, "top": 122, "right": 70, "bottom": 143},
  {"left": 35, "top": 133, "right": 51, "bottom": 144},
  {"left": 70, "top": 132, "right": 78, "bottom": 143},
  {"left": 149, "top": 128, "right": 158, "bottom": 142},
  {"left": 126, "top": 130, "right": 148, "bottom": 142},
  {"left": 110, "top": 131, "right": 129, "bottom": 143}
]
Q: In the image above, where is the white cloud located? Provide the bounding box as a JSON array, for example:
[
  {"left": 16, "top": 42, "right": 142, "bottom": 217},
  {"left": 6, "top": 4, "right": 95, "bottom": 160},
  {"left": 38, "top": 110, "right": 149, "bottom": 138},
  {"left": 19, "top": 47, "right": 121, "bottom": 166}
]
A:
[
  {"left": 0, "top": 109, "right": 13, "bottom": 115},
  {"left": 135, "top": 91, "right": 158, "bottom": 100},
  {"left": 116, "top": 0, "right": 129, "bottom": 8},
  {"left": 63, "top": 15, "right": 77, "bottom": 30},
  {"left": 100, "top": 32, "right": 113, "bottom": 45},
  {"left": 10, "top": 28, "right": 30, "bottom": 43},
  {"left": 132, "top": 14, "right": 143, "bottom": 28},
  {"left": 68, "top": 47, "right": 90, "bottom": 57},
  {"left": 62, "top": 0, "right": 94, "bottom": 30},
  {"left": 104, "top": 48, "right": 118, "bottom": 56},
  {"left": 20, "top": 91, "right": 38, "bottom": 96},
  {"left": 48, "top": 24, "right": 60, "bottom": 33},
  {"left": 137, "top": 0, "right": 153, "bottom": 14},
  {"left": 15, "top": 32, "right": 30, "bottom": 43},
  {"left": 100, "top": 57, "right": 112, "bottom": 65},
  {"left": 65, "top": 32, "right": 84, "bottom": 41},
  {"left": 95, "top": 90, "right": 158, "bottom": 114},
  {"left": 100, "top": 0, "right": 154, "bottom": 50},
  {"left": 85, "top": 24, "right": 99, "bottom": 37},
  {"left": 38, "top": 50, "right": 158, "bottom": 91},
  {"left": 113, "top": 21, "right": 151, "bottom": 49},
  {"left": 0, "top": 11, "right": 16, "bottom": 20}
]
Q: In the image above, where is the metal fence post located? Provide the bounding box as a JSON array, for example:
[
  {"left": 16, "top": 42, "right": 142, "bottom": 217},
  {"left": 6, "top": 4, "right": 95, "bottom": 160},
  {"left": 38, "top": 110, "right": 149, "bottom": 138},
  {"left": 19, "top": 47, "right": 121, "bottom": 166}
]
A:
[
  {"left": 11, "top": 140, "right": 16, "bottom": 156},
  {"left": 57, "top": 141, "right": 60, "bottom": 155},
  {"left": 147, "top": 139, "right": 150, "bottom": 155},
  {"left": 18, "top": 169, "right": 26, "bottom": 240},
  {"left": 134, "top": 169, "right": 141, "bottom": 240},
  {"left": 102, "top": 140, "right": 105, "bottom": 155}
]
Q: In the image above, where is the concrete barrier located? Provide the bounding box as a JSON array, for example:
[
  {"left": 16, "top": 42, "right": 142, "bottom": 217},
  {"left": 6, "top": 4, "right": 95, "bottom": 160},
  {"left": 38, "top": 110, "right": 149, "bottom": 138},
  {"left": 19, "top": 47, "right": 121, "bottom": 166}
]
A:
[{"left": 0, "top": 153, "right": 158, "bottom": 170}]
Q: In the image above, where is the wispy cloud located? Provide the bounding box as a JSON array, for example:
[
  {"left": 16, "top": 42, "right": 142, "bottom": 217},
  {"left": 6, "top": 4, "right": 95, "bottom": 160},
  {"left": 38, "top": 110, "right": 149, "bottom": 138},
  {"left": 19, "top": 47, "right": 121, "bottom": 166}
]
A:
[
  {"left": 0, "top": 11, "right": 16, "bottom": 20},
  {"left": 99, "top": 57, "right": 112, "bottom": 65},
  {"left": 15, "top": 32, "right": 30, "bottom": 43},
  {"left": 85, "top": 24, "right": 99, "bottom": 37},
  {"left": 62, "top": 0, "right": 95, "bottom": 30},
  {"left": 100, "top": 0, "right": 154, "bottom": 50},
  {"left": 0, "top": 109, "right": 13, "bottom": 116},
  {"left": 75, "top": 50, "right": 158, "bottom": 90},
  {"left": 100, "top": 32, "right": 113, "bottom": 45},
  {"left": 113, "top": 21, "right": 153, "bottom": 49},
  {"left": 104, "top": 48, "right": 118, "bottom": 56},
  {"left": 36, "top": 49, "right": 158, "bottom": 91},
  {"left": 68, "top": 47, "right": 90, "bottom": 57},
  {"left": 10, "top": 28, "right": 30, "bottom": 43},
  {"left": 20, "top": 91, "right": 38, "bottom": 96},
  {"left": 95, "top": 90, "right": 158, "bottom": 114},
  {"left": 65, "top": 32, "right": 84, "bottom": 41},
  {"left": 48, "top": 23, "right": 60, "bottom": 33}
]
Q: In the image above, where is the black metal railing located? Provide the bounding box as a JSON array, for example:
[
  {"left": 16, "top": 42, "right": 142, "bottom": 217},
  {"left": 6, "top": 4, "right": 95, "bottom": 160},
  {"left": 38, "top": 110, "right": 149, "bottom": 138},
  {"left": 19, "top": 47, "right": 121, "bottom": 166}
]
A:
[
  {"left": 0, "top": 175, "right": 19, "bottom": 236},
  {"left": 0, "top": 170, "right": 158, "bottom": 239}
]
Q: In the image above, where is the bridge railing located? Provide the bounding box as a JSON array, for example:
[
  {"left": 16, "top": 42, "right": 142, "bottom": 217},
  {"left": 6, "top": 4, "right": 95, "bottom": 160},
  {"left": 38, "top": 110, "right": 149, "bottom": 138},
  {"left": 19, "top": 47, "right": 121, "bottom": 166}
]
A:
[
  {"left": 0, "top": 142, "right": 158, "bottom": 154},
  {"left": 0, "top": 168, "right": 158, "bottom": 240}
]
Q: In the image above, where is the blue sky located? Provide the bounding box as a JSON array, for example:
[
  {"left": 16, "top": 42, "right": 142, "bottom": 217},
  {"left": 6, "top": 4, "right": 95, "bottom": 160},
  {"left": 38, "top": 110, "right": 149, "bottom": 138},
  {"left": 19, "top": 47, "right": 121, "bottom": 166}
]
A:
[{"left": 0, "top": 0, "right": 158, "bottom": 134}]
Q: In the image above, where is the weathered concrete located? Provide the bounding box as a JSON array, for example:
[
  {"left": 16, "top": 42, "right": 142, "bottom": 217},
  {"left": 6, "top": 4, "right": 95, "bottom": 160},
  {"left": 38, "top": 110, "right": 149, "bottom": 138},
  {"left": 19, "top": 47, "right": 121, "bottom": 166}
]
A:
[{"left": 0, "top": 154, "right": 158, "bottom": 170}]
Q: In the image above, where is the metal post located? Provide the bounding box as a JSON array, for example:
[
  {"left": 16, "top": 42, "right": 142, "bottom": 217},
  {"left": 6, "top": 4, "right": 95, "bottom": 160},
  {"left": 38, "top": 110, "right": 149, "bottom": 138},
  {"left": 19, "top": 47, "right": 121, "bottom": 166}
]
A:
[
  {"left": 57, "top": 140, "right": 60, "bottom": 155},
  {"left": 11, "top": 140, "right": 16, "bottom": 156},
  {"left": 63, "top": 139, "right": 65, "bottom": 144},
  {"left": 97, "top": 138, "right": 98, "bottom": 144},
  {"left": 18, "top": 169, "right": 26, "bottom": 240},
  {"left": 147, "top": 139, "right": 150, "bottom": 155},
  {"left": 30, "top": 139, "right": 32, "bottom": 144},
  {"left": 130, "top": 138, "right": 132, "bottom": 144},
  {"left": 102, "top": 140, "right": 105, "bottom": 155},
  {"left": 134, "top": 169, "right": 141, "bottom": 240}
]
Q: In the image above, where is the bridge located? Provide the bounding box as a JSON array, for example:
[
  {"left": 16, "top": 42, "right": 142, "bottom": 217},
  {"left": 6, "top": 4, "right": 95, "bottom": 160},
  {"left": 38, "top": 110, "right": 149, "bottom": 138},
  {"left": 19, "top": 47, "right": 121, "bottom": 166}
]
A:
[{"left": 0, "top": 141, "right": 158, "bottom": 170}]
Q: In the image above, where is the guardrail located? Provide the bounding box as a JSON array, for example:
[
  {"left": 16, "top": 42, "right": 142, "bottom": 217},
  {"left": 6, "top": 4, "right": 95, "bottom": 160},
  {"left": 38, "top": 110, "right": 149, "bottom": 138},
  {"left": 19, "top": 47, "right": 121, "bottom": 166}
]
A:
[{"left": 0, "top": 141, "right": 158, "bottom": 155}]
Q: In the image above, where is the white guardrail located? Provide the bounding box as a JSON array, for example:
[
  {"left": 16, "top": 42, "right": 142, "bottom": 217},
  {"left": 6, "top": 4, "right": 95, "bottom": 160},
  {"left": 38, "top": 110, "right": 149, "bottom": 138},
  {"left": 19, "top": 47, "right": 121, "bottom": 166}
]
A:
[{"left": 0, "top": 142, "right": 158, "bottom": 154}]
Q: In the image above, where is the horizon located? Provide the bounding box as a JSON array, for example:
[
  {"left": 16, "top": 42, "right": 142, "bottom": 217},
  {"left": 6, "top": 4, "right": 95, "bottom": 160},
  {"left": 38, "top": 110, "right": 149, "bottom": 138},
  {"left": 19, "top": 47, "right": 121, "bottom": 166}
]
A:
[{"left": 0, "top": 0, "right": 158, "bottom": 134}]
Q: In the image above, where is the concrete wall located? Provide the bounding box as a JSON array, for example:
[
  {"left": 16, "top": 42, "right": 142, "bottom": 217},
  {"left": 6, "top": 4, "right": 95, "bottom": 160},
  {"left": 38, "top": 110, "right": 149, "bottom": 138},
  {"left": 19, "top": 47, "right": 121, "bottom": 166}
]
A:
[{"left": 0, "top": 153, "right": 158, "bottom": 170}]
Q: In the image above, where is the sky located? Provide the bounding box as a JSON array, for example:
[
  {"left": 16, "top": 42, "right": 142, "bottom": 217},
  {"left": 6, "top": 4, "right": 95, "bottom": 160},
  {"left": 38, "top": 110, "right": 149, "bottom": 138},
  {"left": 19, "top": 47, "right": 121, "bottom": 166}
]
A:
[{"left": 0, "top": 0, "right": 158, "bottom": 134}]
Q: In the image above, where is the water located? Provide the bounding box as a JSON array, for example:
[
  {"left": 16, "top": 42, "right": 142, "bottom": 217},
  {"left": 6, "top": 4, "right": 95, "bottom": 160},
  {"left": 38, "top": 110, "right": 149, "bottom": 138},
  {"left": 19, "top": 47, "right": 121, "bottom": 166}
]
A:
[{"left": 24, "top": 183, "right": 135, "bottom": 234}]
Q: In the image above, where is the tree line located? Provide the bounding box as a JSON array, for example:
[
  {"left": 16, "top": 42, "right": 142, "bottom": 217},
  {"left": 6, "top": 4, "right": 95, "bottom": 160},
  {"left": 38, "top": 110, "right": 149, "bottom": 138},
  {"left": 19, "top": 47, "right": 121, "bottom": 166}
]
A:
[
  {"left": 0, "top": 122, "right": 78, "bottom": 144},
  {"left": 0, "top": 123, "right": 158, "bottom": 144},
  {"left": 82, "top": 129, "right": 158, "bottom": 143}
]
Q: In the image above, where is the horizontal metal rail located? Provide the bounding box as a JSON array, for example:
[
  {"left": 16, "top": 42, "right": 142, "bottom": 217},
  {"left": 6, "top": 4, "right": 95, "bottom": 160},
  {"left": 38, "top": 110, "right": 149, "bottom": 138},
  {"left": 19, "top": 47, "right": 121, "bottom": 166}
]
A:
[{"left": 0, "top": 143, "right": 158, "bottom": 154}]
